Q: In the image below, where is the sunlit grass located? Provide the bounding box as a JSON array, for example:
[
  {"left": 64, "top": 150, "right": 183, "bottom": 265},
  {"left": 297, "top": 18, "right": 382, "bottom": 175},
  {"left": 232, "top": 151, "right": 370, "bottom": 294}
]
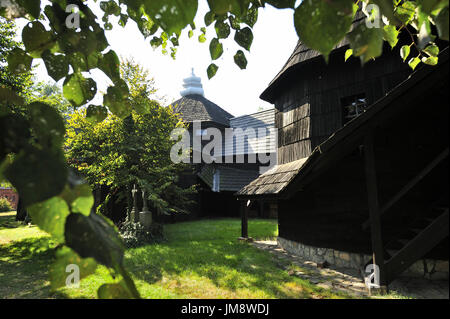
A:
[{"left": 1, "top": 213, "right": 350, "bottom": 299}]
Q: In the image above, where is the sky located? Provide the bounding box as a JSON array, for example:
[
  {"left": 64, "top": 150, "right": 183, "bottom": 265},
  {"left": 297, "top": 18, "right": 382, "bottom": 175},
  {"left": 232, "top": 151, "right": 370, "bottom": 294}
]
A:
[{"left": 18, "top": 0, "right": 299, "bottom": 117}]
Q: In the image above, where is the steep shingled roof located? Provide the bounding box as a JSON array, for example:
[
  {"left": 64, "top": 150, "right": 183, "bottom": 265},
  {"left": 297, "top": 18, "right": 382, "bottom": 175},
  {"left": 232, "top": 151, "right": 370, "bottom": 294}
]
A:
[
  {"left": 260, "top": 10, "right": 366, "bottom": 103},
  {"left": 171, "top": 94, "right": 234, "bottom": 127},
  {"left": 238, "top": 48, "right": 449, "bottom": 198}
]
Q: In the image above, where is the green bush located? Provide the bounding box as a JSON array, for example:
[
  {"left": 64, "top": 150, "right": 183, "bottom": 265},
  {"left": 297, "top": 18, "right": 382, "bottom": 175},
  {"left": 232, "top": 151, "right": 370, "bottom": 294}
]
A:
[
  {"left": 118, "top": 215, "right": 165, "bottom": 248},
  {"left": 0, "top": 197, "right": 13, "bottom": 212}
]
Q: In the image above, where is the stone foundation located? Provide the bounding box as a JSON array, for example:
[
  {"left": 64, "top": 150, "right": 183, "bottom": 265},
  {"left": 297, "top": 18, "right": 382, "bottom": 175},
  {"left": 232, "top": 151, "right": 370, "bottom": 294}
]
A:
[{"left": 277, "top": 237, "right": 448, "bottom": 281}]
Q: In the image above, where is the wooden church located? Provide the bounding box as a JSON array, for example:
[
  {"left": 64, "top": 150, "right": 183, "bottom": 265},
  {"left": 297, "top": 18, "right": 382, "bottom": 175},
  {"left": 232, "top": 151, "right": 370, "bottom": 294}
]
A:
[
  {"left": 237, "top": 18, "right": 449, "bottom": 288},
  {"left": 170, "top": 70, "right": 276, "bottom": 220}
]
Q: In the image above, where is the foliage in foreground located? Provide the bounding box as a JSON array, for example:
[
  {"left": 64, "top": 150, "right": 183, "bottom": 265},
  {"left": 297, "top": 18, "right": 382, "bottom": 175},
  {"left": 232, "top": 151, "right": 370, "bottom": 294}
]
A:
[{"left": 0, "top": 0, "right": 448, "bottom": 298}]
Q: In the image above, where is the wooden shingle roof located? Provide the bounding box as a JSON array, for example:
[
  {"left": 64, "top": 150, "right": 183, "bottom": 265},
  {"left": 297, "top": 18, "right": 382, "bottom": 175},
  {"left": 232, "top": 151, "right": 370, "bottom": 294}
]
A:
[
  {"left": 171, "top": 94, "right": 234, "bottom": 126},
  {"left": 260, "top": 10, "right": 366, "bottom": 103},
  {"left": 236, "top": 158, "right": 308, "bottom": 196}
]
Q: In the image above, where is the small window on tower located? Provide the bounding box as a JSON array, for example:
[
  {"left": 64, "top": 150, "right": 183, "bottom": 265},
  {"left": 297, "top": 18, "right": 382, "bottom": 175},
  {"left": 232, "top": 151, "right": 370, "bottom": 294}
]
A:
[
  {"left": 340, "top": 93, "right": 368, "bottom": 125},
  {"left": 195, "top": 129, "right": 207, "bottom": 136},
  {"left": 212, "top": 170, "right": 220, "bottom": 192}
]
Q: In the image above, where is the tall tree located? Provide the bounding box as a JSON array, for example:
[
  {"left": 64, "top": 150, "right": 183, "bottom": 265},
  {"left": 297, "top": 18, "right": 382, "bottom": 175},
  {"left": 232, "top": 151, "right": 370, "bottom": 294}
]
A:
[{"left": 65, "top": 59, "right": 193, "bottom": 221}]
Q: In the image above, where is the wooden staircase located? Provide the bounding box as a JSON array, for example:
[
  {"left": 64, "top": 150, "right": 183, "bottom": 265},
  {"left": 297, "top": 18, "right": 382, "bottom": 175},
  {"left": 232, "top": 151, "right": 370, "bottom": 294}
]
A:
[
  {"left": 361, "top": 143, "right": 449, "bottom": 289},
  {"left": 363, "top": 206, "right": 448, "bottom": 287},
  {"left": 383, "top": 207, "right": 448, "bottom": 283}
]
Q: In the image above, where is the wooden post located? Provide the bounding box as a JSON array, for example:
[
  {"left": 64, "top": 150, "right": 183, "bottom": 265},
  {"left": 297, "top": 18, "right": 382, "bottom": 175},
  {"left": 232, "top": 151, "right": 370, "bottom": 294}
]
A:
[
  {"left": 259, "top": 200, "right": 265, "bottom": 218},
  {"left": 364, "top": 132, "right": 387, "bottom": 291},
  {"left": 240, "top": 200, "right": 248, "bottom": 238}
]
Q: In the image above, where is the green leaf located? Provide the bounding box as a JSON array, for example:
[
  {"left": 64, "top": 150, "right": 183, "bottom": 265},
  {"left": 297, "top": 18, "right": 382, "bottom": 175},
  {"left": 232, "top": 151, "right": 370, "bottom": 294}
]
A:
[
  {"left": 418, "top": 0, "right": 448, "bottom": 15},
  {"left": 207, "top": 63, "right": 218, "bottom": 79},
  {"left": 143, "top": 0, "right": 198, "bottom": 35},
  {"left": 68, "top": 52, "right": 89, "bottom": 72},
  {"left": 215, "top": 20, "right": 231, "bottom": 39},
  {"left": 98, "top": 281, "right": 134, "bottom": 299},
  {"left": 204, "top": 11, "right": 215, "bottom": 26},
  {"left": 103, "top": 81, "right": 131, "bottom": 118},
  {"left": 22, "top": 21, "right": 55, "bottom": 58},
  {"left": 422, "top": 56, "right": 438, "bottom": 65},
  {"left": 0, "top": 113, "right": 29, "bottom": 156},
  {"left": 229, "top": 15, "right": 241, "bottom": 30},
  {"left": 100, "top": 0, "right": 121, "bottom": 16},
  {"left": 60, "top": 172, "right": 94, "bottom": 217},
  {"left": 264, "top": 0, "right": 295, "bottom": 9},
  {"left": 65, "top": 212, "right": 124, "bottom": 268},
  {"left": 400, "top": 45, "right": 411, "bottom": 61},
  {"left": 234, "top": 50, "right": 247, "bottom": 69},
  {"left": 423, "top": 44, "right": 440, "bottom": 57},
  {"left": 294, "top": 0, "right": 354, "bottom": 59},
  {"left": 7, "top": 48, "right": 33, "bottom": 74},
  {"left": 28, "top": 102, "right": 66, "bottom": 150},
  {"left": 435, "top": 6, "right": 449, "bottom": 41},
  {"left": 198, "top": 33, "right": 207, "bottom": 43},
  {"left": 42, "top": 50, "right": 69, "bottom": 82},
  {"left": 86, "top": 104, "right": 108, "bottom": 123},
  {"left": 395, "top": 1, "right": 417, "bottom": 25},
  {"left": 234, "top": 27, "right": 253, "bottom": 51},
  {"left": 207, "top": 0, "right": 248, "bottom": 17},
  {"left": 150, "top": 36, "right": 163, "bottom": 49},
  {"left": 28, "top": 197, "right": 70, "bottom": 242},
  {"left": 383, "top": 25, "right": 399, "bottom": 49},
  {"left": 0, "top": 87, "right": 25, "bottom": 106},
  {"left": 408, "top": 56, "right": 421, "bottom": 70},
  {"left": 188, "top": 30, "right": 194, "bottom": 38},
  {"left": 16, "top": 0, "right": 41, "bottom": 19},
  {"left": 63, "top": 73, "right": 97, "bottom": 107},
  {"left": 369, "top": 0, "right": 399, "bottom": 25},
  {"left": 243, "top": 5, "right": 258, "bottom": 28},
  {"left": 347, "top": 23, "right": 384, "bottom": 64},
  {"left": 4, "top": 147, "right": 68, "bottom": 206},
  {"left": 50, "top": 246, "right": 98, "bottom": 289},
  {"left": 345, "top": 49, "right": 353, "bottom": 61},
  {"left": 209, "top": 38, "right": 224, "bottom": 60},
  {"left": 98, "top": 50, "right": 121, "bottom": 84}
]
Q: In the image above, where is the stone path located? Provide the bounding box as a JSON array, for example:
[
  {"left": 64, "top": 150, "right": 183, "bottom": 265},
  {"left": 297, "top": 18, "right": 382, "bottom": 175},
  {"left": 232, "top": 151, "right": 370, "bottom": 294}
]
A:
[{"left": 251, "top": 240, "right": 449, "bottom": 299}]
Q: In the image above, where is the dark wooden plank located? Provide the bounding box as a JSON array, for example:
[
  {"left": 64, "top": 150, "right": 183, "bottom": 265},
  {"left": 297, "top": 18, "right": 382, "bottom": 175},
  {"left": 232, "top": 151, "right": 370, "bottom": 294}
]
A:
[
  {"left": 385, "top": 210, "right": 449, "bottom": 283},
  {"left": 364, "top": 132, "right": 387, "bottom": 286},
  {"left": 241, "top": 200, "right": 249, "bottom": 238},
  {"left": 362, "top": 148, "right": 449, "bottom": 230}
]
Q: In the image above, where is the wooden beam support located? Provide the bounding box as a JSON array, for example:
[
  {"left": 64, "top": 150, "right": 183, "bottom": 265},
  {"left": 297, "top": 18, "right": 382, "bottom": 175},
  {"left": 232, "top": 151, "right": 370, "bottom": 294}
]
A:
[
  {"left": 385, "top": 210, "right": 449, "bottom": 284},
  {"left": 362, "top": 148, "right": 449, "bottom": 230},
  {"left": 364, "top": 132, "right": 387, "bottom": 287},
  {"left": 240, "top": 200, "right": 249, "bottom": 238}
]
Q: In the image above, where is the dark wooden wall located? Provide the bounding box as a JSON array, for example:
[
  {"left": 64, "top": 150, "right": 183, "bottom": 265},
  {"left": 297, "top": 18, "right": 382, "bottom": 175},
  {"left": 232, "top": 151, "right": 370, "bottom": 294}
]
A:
[
  {"left": 273, "top": 44, "right": 412, "bottom": 164},
  {"left": 278, "top": 67, "right": 449, "bottom": 259}
]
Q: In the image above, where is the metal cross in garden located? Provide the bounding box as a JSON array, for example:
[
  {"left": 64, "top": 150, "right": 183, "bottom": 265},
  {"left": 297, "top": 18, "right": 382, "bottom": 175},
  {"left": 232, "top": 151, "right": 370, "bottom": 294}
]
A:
[{"left": 131, "top": 184, "right": 138, "bottom": 222}]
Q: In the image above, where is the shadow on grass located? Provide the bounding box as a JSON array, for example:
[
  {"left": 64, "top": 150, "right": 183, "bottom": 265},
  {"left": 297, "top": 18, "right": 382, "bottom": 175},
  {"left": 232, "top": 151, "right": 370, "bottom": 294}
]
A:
[
  {"left": 124, "top": 219, "right": 325, "bottom": 298},
  {"left": 0, "top": 236, "right": 70, "bottom": 299},
  {"left": 0, "top": 213, "right": 23, "bottom": 230}
]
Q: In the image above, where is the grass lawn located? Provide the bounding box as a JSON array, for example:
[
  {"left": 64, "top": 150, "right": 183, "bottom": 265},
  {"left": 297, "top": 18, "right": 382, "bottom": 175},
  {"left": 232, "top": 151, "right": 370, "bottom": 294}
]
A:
[{"left": 0, "top": 212, "right": 351, "bottom": 299}]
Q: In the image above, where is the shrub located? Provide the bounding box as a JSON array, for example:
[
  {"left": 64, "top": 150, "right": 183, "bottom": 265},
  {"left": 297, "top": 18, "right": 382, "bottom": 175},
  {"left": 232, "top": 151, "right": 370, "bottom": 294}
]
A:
[
  {"left": 0, "top": 197, "right": 13, "bottom": 212},
  {"left": 118, "top": 215, "right": 165, "bottom": 248}
]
